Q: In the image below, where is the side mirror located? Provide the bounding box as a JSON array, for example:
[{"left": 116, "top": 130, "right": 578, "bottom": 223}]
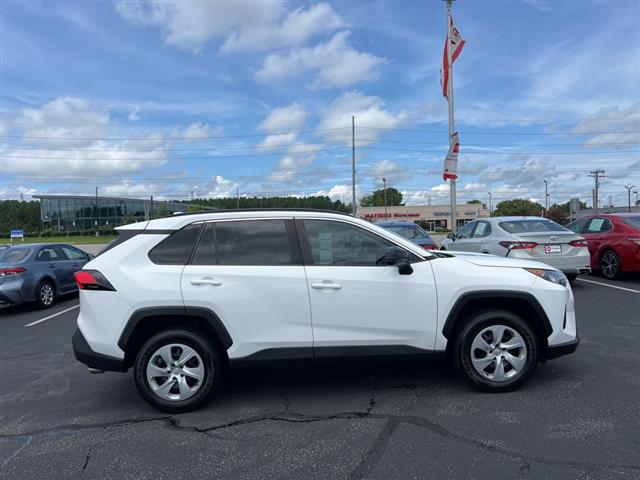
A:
[
  {"left": 384, "top": 246, "right": 413, "bottom": 275},
  {"left": 447, "top": 232, "right": 456, "bottom": 240}
]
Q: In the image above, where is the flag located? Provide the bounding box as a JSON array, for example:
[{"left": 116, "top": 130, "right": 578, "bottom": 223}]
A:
[
  {"left": 441, "top": 15, "right": 465, "bottom": 98},
  {"left": 443, "top": 131, "right": 460, "bottom": 180}
]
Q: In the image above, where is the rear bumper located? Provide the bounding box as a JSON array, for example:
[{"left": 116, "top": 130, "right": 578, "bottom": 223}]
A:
[
  {"left": 547, "top": 336, "right": 579, "bottom": 359},
  {"left": 0, "top": 289, "right": 23, "bottom": 305},
  {"left": 72, "top": 329, "right": 127, "bottom": 372}
]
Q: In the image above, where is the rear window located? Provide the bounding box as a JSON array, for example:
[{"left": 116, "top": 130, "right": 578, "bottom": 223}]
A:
[
  {"left": 0, "top": 248, "right": 31, "bottom": 263},
  {"left": 499, "top": 220, "right": 566, "bottom": 234},
  {"left": 148, "top": 223, "right": 203, "bottom": 265},
  {"left": 622, "top": 217, "right": 640, "bottom": 229}
]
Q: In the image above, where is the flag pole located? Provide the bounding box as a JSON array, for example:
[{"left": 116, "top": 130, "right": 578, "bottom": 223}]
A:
[{"left": 446, "top": 0, "right": 457, "bottom": 232}]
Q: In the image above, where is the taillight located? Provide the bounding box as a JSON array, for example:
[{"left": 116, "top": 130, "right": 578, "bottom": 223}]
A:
[
  {"left": 422, "top": 244, "right": 437, "bottom": 250},
  {"left": 499, "top": 241, "right": 538, "bottom": 250},
  {"left": 569, "top": 239, "right": 589, "bottom": 247},
  {"left": 74, "top": 270, "right": 115, "bottom": 291},
  {"left": 0, "top": 267, "right": 26, "bottom": 277}
]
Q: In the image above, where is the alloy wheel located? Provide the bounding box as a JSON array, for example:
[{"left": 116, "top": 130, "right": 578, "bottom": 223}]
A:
[
  {"left": 40, "top": 283, "right": 54, "bottom": 306},
  {"left": 600, "top": 252, "right": 619, "bottom": 279},
  {"left": 470, "top": 325, "right": 527, "bottom": 382},
  {"left": 146, "top": 343, "right": 205, "bottom": 401}
]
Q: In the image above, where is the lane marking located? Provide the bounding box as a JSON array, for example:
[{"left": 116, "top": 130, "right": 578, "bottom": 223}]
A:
[
  {"left": 576, "top": 278, "right": 640, "bottom": 293},
  {"left": 24, "top": 304, "right": 80, "bottom": 327}
]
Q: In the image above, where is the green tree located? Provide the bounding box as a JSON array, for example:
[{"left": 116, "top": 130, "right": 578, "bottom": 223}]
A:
[
  {"left": 0, "top": 200, "right": 42, "bottom": 236},
  {"left": 360, "top": 188, "right": 404, "bottom": 207},
  {"left": 546, "top": 207, "right": 568, "bottom": 225},
  {"left": 467, "top": 199, "right": 482, "bottom": 204},
  {"left": 493, "top": 199, "right": 544, "bottom": 217}
]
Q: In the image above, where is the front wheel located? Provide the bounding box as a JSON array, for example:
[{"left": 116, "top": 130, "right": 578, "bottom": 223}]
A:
[
  {"left": 453, "top": 310, "right": 538, "bottom": 392},
  {"left": 566, "top": 273, "right": 577, "bottom": 284},
  {"left": 134, "top": 330, "right": 222, "bottom": 412}
]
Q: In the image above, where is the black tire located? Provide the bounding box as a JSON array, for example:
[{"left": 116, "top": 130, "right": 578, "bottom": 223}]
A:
[
  {"left": 134, "top": 329, "right": 222, "bottom": 413},
  {"left": 566, "top": 274, "right": 577, "bottom": 284},
  {"left": 452, "top": 309, "right": 538, "bottom": 392},
  {"left": 599, "top": 250, "right": 622, "bottom": 280},
  {"left": 440, "top": 246, "right": 447, "bottom": 251},
  {"left": 34, "top": 280, "right": 55, "bottom": 309}
]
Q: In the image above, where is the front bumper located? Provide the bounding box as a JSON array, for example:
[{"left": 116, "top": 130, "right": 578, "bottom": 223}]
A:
[
  {"left": 72, "top": 329, "right": 127, "bottom": 372},
  {"left": 547, "top": 336, "right": 579, "bottom": 359}
]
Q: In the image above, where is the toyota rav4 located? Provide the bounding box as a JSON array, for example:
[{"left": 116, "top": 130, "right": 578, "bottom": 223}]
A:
[{"left": 72, "top": 210, "right": 578, "bottom": 412}]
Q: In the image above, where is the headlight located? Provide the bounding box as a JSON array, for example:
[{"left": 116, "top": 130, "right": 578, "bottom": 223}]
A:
[{"left": 524, "top": 268, "right": 568, "bottom": 287}]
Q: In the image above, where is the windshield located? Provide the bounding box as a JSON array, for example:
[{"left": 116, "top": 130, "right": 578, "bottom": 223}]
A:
[
  {"left": 0, "top": 248, "right": 31, "bottom": 263},
  {"left": 622, "top": 217, "right": 640, "bottom": 229},
  {"left": 499, "top": 220, "right": 567, "bottom": 234},
  {"left": 384, "top": 225, "right": 429, "bottom": 240}
]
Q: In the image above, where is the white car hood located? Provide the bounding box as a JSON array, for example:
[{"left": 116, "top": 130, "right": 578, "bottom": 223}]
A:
[{"left": 452, "top": 253, "right": 557, "bottom": 270}]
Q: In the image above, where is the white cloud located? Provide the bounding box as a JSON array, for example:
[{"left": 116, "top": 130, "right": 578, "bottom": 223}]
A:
[
  {"left": 256, "top": 31, "right": 385, "bottom": 89},
  {"left": 174, "top": 122, "right": 223, "bottom": 140},
  {"left": 312, "top": 184, "right": 353, "bottom": 203},
  {"left": 363, "top": 160, "right": 411, "bottom": 186},
  {"left": 128, "top": 105, "right": 141, "bottom": 121},
  {"left": 318, "top": 91, "right": 406, "bottom": 144},
  {"left": 572, "top": 104, "right": 640, "bottom": 147},
  {"left": 16, "top": 96, "right": 109, "bottom": 148},
  {"left": 258, "top": 103, "right": 307, "bottom": 133},
  {"left": 116, "top": 1, "right": 344, "bottom": 54},
  {"left": 256, "top": 133, "right": 297, "bottom": 150}
]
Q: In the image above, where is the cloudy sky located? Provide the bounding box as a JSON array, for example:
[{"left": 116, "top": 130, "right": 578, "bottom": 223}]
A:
[{"left": 1, "top": 0, "right": 638, "bottom": 207}]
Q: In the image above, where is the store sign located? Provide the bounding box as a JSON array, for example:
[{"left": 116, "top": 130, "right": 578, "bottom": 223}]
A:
[
  {"left": 10, "top": 229, "right": 24, "bottom": 239},
  {"left": 364, "top": 212, "right": 420, "bottom": 219}
]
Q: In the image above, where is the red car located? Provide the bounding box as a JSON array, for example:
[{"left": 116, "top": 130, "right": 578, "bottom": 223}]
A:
[{"left": 567, "top": 213, "right": 640, "bottom": 279}]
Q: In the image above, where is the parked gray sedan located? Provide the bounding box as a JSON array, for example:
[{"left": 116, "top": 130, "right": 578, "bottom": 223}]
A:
[
  {"left": 440, "top": 216, "right": 591, "bottom": 282},
  {"left": 0, "top": 244, "right": 92, "bottom": 308}
]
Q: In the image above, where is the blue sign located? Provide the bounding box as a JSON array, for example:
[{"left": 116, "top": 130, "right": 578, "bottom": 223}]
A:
[{"left": 10, "top": 229, "right": 24, "bottom": 239}]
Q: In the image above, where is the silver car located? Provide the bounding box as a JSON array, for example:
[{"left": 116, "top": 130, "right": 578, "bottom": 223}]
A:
[{"left": 440, "top": 216, "right": 591, "bottom": 282}]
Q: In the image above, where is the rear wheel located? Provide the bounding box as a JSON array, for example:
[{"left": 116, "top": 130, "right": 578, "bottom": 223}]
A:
[
  {"left": 599, "top": 250, "right": 622, "bottom": 280},
  {"left": 35, "top": 280, "right": 55, "bottom": 309},
  {"left": 134, "top": 329, "right": 222, "bottom": 412},
  {"left": 453, "top": 309, "right": 538, "bottom": 392}
]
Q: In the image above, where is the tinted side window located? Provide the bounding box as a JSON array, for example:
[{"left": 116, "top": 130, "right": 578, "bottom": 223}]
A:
[
  {"left": 61, "top": 246, "right": 87, "bottom": 261},
  {"left": 148, "top": 223, "right": 203, "bottom": 265},
  {"left": 456, "top": 222, "right": 476, "bottom": 239},
  {"left": 191, "top": 223, "right": 216, "bottom": 265},
  {"left": 303, "top": 220, "right": 394, "bottom": 266},
  {"left": 216, "top": 220, "right": 293, "bottom": 266},
  {"left": 568, "top": 218, "right": 588, "bottom": 233},
  {"left": 37, "top": 247, "right": 64, "bottom": 262}
]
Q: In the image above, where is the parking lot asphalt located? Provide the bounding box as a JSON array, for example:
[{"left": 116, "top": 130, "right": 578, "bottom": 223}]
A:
[{"left": 1, "top": 276, "right": 639, "bottom": 480}]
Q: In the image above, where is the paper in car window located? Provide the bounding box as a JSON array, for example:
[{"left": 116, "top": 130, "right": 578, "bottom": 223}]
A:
[
  {"left": 589, "top": 218, "right": 605, "bottom": 231},
  {"left": 318, "top": 232, "right": 333, "bottom": 264}
]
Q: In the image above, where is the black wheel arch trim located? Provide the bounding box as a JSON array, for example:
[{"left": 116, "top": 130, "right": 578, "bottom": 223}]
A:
[
  {"left": 441, "top": 290, "right": 553, "bottom": 340},
  {"left": 117, "top": 306, "right": 233, "bottom": 352}
]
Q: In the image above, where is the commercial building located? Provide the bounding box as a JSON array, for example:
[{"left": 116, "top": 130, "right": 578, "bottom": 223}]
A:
[
  {"left": 34, "top": 195, "right": 189, "bottom": 232},
  {"left": 358, "top": 204, "right": 490, "bottom": 231}
]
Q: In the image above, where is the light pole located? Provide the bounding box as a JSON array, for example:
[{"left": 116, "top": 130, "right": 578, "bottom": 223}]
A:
[
  {"left": 382, "top": 177, "right": 388, "bottom": 219},
  {"left": 625, "top": 185, "right": 636, "bottom": 212},
  {"left": 634, "top": 190, "right": 638, "bottom": 206},
  {"left": 488, "top": 192, "right": 492, "bottom": 215},
  {"left": 543, "top": 179, "right": 549, "bottom": 215}
]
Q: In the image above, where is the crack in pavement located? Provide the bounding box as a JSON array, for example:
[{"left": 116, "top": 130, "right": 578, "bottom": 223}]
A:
[
  {"left": 81, "top": 446, "right": 93, "bottom": 474},
  {"left": 2, "top": 406, "right": 639, "bottom": 475}
]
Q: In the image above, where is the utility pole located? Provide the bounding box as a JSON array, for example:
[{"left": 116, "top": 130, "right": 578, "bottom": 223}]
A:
[
  {"left": 236, "top": 187, "right": 240, "bottom": 209},
  {"left": 588, "top": 170, "right": 605, "bottom": 214},
  {"left": 625, "top": 185, "right": 636, "bottom": 212},
  {"left": 150, "top": 195, "right": 154, "bottom": 219},
  {"left": 488, "top": 192, "right": 492, "bottom": 214},
  {"left": 96, "top": 186, "right": 100, "bottom": 230},
  {"left": 543, "top": 179, "right": 548, "bottom": 215},
  {"left": 382, "top": 177, "right": 388, "bottom": 219},
  {"left": 352, "top": 115, "right": 356, "bottom": 217}
]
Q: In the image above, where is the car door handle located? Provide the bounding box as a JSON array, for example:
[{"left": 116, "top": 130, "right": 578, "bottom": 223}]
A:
[
  {"left": 48, "top": 264, "right": 56, "bottom": 269},
  {"left": 311, "top": 281, "right": 342, "bottom": 290},
  {"left": 190, "top": 278, "right": 223, "bottom": 286}
]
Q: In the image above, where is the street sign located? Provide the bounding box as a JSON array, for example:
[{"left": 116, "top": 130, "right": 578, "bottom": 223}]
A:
[{"left": 10, "top": 229, "right": 24, "bottom": 244}]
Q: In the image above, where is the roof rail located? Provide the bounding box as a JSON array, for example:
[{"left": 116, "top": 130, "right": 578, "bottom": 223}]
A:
[{"left": 167, "top": 208, "right": 354, "bottom": 218}]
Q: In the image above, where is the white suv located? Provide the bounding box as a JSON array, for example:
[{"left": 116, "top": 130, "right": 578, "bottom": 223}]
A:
[{"left": 72, "top": 210, "right": 578, "bottom": 412}]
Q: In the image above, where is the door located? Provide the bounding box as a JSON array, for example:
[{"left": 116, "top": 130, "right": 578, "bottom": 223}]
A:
[
  {"left": 466, "top": 220, "right": 492, "bottom": 253},
  {"left": 583, "top": 217, "right": 613, "bottom": 262},
  {"left": 449, "top": 221, "right": 477, "bottom": 251},
  {"left": 180, "top": 219, "right": 313, "bottom": 359},
  {"left": 59, "top": 246, "right": 89, "bottom": 291},
  {"left": 36, "top": 246, "right": 71, "bottom": 291},
  {"left": 299, "top": 219, "right": 438, "bottom": 352}
]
